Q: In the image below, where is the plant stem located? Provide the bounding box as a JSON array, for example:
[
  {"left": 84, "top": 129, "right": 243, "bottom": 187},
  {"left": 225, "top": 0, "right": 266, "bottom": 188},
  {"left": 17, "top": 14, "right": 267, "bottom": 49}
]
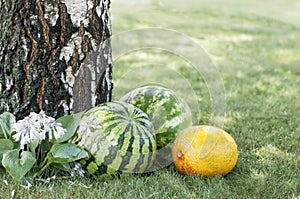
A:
[
  {"left": 38, "top": 161, "right": 52, "bottom": 177},
  {"left": 0, "top": 122, "right": 8, "bottom": 139},
  {"left": 40, "top": 156, "right": 49, "bottom": 168}
]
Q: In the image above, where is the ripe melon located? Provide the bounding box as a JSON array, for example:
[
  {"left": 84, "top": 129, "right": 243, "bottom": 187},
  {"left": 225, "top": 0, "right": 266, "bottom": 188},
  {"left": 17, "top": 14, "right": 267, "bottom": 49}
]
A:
[
  {"left": 172, "top": 125, "right": 238, "bottom": 177},
  {"left": 75, "top": 101, "right": 156, "bottom": 176}
]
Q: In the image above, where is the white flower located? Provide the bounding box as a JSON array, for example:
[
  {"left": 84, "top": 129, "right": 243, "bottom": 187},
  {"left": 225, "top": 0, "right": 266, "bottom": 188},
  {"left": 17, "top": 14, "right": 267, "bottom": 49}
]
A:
[
  {"left": 19, "top": 133, "right": 30, "bottom": 150},
  {"left": 71, "top": 162, "right": 85, "bottom": 177},
  {"left": 20, "top": 181, "right": 32, "bottom": 190},
  {"left": 12, "top": 111, "right": 67, "bottom": 149},
  {"left": 48, "top": 122, "right": 66, "bottom": 140},
  {"left": 12, "top": 116, "right": 42, "bottom": 149},
  {"left": 38, "top": 111, "right": 55, "bottom": 132},
  {"left": 76, "top": 115, "right": 102, "bottom": 144}
]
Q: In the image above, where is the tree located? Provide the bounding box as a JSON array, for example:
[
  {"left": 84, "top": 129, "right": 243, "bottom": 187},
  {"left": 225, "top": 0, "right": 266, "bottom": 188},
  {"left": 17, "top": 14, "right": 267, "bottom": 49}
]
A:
[{"left": 0, "top": 0, "right": 113, "bottom": 119}]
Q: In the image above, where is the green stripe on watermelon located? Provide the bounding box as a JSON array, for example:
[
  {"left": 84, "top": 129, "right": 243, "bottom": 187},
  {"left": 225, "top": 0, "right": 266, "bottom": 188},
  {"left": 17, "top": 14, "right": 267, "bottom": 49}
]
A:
[
  {"left": 120, "top": 86, "right": 192, "bottom": 149},
  {"left": 75, "top": 101, "right": 156, "bottom": 176},
  {"left": 120, "top": 86, "right": 192, "bottom": 170}
]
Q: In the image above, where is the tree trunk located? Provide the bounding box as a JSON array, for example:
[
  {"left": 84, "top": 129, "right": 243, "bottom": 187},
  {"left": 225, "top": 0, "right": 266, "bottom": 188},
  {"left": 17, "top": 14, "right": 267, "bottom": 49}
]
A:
[{"left": 0, "top": 0, "right": 113, "bottom": 119}]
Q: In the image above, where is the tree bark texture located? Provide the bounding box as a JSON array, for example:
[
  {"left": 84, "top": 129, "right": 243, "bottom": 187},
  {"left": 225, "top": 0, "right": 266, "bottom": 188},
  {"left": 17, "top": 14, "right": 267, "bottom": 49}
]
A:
[{"left": 0, "top": 0, "right": 113, "bottom": 119}]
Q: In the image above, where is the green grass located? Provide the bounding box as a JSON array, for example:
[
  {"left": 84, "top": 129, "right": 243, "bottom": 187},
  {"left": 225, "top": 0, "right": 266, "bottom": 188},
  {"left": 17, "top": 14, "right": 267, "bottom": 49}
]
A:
[{"left": 1, "top": 0, "right": 300, "bottom": 198}]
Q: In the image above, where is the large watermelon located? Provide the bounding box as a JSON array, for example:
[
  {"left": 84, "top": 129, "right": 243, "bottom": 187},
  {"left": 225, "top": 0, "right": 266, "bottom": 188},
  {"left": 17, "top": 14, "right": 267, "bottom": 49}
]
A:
[
  {"left": 120, "top": 86, "right": 192, "bottom": 149},
  {"left": 75, "top": 101, "right": 156, "bottom": 176}
]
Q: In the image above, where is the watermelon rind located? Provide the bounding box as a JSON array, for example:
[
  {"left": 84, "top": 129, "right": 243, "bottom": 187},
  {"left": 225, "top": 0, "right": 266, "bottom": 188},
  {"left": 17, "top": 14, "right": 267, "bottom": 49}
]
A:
[
  {"left": 120, "top": 86, "right": 192, "bottom": 149},
  {"left": 75, "top": 101, "right": 157, "bottom": 176}
]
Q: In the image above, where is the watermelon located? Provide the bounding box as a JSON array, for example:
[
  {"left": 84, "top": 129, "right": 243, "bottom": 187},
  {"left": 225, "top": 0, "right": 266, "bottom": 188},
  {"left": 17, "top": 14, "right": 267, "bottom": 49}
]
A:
[
  {"left": 75, "top": 101, "right": 156, "bottom": 176},
  {"left": 120, "top": 86, "right": 192, "bottom": 149}
]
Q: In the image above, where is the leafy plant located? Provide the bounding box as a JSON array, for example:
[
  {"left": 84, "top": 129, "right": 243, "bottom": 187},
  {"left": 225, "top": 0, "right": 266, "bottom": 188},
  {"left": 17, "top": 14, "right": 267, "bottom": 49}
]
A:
[
  {"left": 0, "top": 112, "right": 15, "bottom": 139},
  {"left": 0, "top": 111, "right": 88, "bottom": 183}
]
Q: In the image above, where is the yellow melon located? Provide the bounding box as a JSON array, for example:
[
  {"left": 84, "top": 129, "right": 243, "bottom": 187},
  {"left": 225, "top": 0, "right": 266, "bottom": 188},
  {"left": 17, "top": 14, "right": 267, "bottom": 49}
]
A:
[{"left": 172, "top": 125, "right": 238, "bottom": 177}]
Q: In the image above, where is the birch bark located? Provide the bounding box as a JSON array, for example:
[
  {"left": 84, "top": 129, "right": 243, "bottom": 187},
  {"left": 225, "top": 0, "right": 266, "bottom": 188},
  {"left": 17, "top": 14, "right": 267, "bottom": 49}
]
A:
[{"left": 0, "top": 0, "right": 113, "bottom": 119}]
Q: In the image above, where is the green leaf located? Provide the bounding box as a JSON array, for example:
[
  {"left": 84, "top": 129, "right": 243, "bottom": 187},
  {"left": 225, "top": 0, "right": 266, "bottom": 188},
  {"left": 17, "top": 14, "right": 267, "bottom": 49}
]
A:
[
  {"left": 0, "top": 139, "right": 14, "bottom": 166},
  {"left": 0, "top": 112, "right": 16, "bottom": 138},
  {"left": 48, "top": 143, "right": 88, "bottom": 164},
  {"left": 0, "top": 139, "right": 14, "bottom": 151},
  {"left": 29, "top": 139, "right": 39, "bottom": 154},
  {"left": 2, "top": 150, "right": 36, "bottom": 182},
  {"left": 54, "top": 111, "right": 85, "bottom": 143},
  {"left": 52, "top": 163, "right": 71, "bottom": 172}
]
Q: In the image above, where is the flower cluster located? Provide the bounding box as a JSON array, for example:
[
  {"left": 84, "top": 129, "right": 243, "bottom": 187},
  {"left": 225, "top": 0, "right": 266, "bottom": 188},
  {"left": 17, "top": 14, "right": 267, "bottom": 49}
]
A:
[{"left": 12, "top": 111, "right": 66, "bottom": 149}]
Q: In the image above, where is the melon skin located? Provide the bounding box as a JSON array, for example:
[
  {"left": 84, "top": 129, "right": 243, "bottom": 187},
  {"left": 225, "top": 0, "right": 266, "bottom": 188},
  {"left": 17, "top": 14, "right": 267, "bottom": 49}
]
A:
[
  {"left": 120, "top": 86, "right": 192, "bottom": 149},
  {"left": 76, "top": 101, "right": 156, "bottom": 176}
]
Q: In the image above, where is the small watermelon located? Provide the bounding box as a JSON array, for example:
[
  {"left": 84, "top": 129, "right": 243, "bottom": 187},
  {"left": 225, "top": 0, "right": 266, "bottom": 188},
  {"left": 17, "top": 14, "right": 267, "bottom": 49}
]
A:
[
  {"left": 75, "top": 101, "right": 156, "bottom": 176},
  {"left": 120, "top": 86, "right": 192, "bottom": 149}
]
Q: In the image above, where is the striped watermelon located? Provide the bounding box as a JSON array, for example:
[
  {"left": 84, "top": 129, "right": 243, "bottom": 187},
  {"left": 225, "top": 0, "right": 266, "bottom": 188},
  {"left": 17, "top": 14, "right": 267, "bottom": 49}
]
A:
[
  {"left": 120, "top": 86, "right": 192, "bottom": 149},
  {"left": 75, "top": 101, "right": 156, "bottom": 176}
]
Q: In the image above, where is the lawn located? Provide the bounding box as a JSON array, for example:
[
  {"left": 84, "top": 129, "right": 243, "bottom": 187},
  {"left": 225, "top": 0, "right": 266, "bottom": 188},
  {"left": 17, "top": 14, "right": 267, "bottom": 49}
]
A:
[{"left": 1, "top": 0, "right": 300, "bottom": 198}]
